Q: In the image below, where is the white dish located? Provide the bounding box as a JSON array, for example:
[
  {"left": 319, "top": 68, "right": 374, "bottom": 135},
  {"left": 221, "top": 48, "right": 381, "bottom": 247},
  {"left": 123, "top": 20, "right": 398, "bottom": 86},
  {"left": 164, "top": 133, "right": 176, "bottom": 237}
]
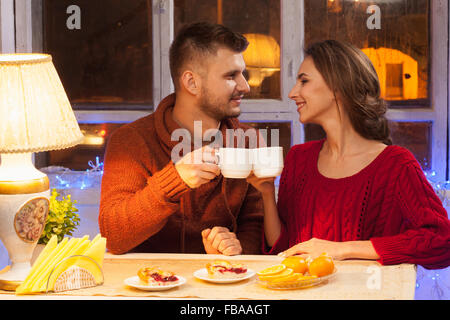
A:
[
  {"left": 193, "top": 268, "right": 255, "bottom": 284},
  {"left": 124, "top": 275, "right": 186, "bottom": 291}
]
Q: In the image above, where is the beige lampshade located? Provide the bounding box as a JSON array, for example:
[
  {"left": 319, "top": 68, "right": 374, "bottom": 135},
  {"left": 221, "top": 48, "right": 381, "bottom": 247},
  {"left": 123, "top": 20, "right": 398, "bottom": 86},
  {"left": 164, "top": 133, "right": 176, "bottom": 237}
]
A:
[
  {"left": 242, "top": 34, "right": 280, "bottom": 87},
  {"left": 0, "top": 53, "right": 84, "bottom": 153},
  {"left": 243, "top": 33, "right": 281, "bottom": 69}
]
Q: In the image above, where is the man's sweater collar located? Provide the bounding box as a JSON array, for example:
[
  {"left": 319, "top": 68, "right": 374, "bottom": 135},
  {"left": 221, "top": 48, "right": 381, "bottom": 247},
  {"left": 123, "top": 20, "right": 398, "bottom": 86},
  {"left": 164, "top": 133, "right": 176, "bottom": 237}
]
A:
[{"left": 154, "top": 93, "right": 241, "bottom": 151}]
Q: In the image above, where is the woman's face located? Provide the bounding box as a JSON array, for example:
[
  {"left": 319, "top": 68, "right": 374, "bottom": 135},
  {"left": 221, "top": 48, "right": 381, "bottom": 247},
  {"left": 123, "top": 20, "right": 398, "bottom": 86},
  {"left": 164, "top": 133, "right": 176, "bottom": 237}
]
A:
[{"left": 288, "top": 56, "right": 337, "bottom": 124}]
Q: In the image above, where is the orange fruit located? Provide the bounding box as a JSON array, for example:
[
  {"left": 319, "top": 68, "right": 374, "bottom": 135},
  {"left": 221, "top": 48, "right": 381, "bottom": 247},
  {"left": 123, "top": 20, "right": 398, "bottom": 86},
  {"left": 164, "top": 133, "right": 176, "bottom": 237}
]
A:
[
  {"left": 308, "top": 254, "right": 334, "bottom": 277},
  {"left": 257, "top": 264, "right": 286, "bottom": 276},
  {"left": 258, "top": 268, "right": 293, "bottom": 281},
  {"left": 281, "top": 256, "right": 309, "bottom": 274}
]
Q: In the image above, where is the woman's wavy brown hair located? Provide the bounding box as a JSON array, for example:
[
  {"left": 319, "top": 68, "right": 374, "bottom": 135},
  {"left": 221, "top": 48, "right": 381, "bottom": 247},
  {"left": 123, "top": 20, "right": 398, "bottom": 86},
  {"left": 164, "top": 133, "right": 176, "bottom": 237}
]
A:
[{"left": 305, "top": 40, "right": 392, "bottom": 145}]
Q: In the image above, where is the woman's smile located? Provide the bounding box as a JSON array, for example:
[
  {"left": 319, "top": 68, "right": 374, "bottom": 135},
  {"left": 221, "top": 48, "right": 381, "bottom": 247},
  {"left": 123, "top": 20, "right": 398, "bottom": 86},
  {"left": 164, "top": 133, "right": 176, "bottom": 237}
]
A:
[{"left": 296, "top": 101, "right": 306, "bottom": 112}]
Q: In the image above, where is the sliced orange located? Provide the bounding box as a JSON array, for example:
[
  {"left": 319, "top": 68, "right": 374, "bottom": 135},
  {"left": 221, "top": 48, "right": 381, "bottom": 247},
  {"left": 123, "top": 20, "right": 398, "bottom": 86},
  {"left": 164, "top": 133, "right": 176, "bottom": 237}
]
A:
[
  {"left": 256, "top": 264, "right": 286, "bottom": 277},
  {"left": 258, "top": 268, "right": 293, "bottom": 281},
  {"left": 298, "top": 274, "right": 318, "bottom": 280},
  {"left": 268, "top": 272, "right": 302, "bottom": 283}
]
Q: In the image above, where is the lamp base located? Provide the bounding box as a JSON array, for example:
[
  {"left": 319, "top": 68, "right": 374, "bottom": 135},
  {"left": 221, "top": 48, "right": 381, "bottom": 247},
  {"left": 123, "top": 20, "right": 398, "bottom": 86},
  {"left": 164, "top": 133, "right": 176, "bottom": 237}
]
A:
[
  {"left": 0, "top": 153, "right": 51, "bottom": 291},
  {"left": 0, "top": 262, "right": 31, "bottom": 290},
  {"left": 0, "top": 279, "right": 22, "bottom": 291},
  {"left": 0, "top": 190, "right": 49, "bottom": 290}
]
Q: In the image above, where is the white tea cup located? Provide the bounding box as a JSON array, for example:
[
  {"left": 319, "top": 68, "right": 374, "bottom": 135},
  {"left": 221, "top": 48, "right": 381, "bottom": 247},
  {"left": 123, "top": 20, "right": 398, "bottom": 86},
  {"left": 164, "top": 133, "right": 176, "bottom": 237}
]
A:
[
  {"left": 218, "top": 148, "right": 252, "bottom": 179},
  {"left": 252, "top": 147, "right": 284, "bottom": 178}
]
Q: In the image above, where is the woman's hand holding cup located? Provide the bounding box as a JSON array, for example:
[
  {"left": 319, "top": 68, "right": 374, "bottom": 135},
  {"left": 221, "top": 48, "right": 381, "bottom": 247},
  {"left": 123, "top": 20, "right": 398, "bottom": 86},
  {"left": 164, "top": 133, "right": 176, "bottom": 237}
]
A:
[{"left": 246, "top": 173, "right": 275, "bottom": 196}]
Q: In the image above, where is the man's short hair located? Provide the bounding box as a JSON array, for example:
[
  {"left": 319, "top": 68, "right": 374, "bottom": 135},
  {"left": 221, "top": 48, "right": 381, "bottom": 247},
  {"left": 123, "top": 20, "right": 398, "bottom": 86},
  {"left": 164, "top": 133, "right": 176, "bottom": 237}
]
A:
[{"left": 169, "top": 22, "right": 249, "bottom": 90}]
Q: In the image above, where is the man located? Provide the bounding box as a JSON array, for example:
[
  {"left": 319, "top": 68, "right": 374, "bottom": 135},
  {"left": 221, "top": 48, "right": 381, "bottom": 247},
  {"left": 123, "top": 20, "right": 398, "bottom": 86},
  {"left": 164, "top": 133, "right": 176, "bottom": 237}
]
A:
[{"left": 99, "top": 22, "right": 263, "bottom": 255}]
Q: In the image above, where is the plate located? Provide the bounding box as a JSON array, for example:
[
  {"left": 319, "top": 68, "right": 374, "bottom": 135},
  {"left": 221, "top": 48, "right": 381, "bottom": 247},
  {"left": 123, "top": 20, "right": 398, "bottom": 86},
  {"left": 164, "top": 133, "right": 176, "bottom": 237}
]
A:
[
  {"left": 257, "top": 268, "right": 337, "bottom": 290},
  {"left": 124, "top": 275, "right": 186, "bottom": 291},
  {"left": 193, "top": 268, "right": 255, "bottom": 284}
]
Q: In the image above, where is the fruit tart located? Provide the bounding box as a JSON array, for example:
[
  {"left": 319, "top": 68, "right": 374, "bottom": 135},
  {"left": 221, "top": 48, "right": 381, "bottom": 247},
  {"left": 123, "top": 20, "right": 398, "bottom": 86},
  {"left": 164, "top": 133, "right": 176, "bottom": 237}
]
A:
[
  {"left": 137, "top": 267, "right": 179, "bottom": 286},
  {"left": 206, "top": 260, "right": 248, "bottom": 279}
]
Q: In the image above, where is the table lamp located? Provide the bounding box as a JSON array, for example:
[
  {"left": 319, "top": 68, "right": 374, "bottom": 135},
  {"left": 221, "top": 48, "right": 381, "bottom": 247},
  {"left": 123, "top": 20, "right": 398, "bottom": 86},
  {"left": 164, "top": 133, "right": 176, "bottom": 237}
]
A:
[
  {"left": 0, "top": 53, "right": 84, "bottom": 290},
  {"left": 242, "top": 33, "right": 280, "bottom": 88}
]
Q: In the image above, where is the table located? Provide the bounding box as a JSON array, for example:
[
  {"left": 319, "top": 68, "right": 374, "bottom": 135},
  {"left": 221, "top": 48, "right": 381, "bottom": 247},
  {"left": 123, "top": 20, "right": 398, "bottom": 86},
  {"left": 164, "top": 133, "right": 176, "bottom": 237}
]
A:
[{"left": 0, "top": 253, "right": 416, "bottom": 300}]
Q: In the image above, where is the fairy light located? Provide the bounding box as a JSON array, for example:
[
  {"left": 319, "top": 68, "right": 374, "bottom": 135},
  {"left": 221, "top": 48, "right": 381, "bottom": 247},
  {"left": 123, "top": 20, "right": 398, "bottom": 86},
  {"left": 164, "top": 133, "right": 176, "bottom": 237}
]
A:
[{"left": 413, "top": 171, "right": 450, "bottom": 299}]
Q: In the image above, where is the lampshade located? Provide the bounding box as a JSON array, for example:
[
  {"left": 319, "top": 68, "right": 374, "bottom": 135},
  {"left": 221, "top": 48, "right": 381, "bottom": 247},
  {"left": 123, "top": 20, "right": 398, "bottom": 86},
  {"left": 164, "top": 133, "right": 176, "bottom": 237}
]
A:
[
  {"left": 0, "top": 53, "right": 84, "bottom": 153},
  {"left": 242, "top": 34, "right": 280, "bottom": 87},
  {"left": 243, "top": 33, "right": 280, "bottom": 69}
]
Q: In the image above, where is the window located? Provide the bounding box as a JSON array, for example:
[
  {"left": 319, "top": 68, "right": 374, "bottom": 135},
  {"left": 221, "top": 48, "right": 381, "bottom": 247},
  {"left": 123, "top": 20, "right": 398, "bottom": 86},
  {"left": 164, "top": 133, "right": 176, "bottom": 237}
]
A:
[
  {"left": 303, "top": 0, "right": 447, "bottom": 180},
  {"left": 32, "top": 0, "right": 302, "bottom": 170},
  {"left": 174, "top": 0, "right": 281, "bottom": 100},
  {"left": 44, "top": 0, "right": 153, "bottom": 109},
  {"left": 41, "top": 123, "right": 125, "bottom": 171},
  {"left": 173, "top": 0, "right": 294, "bottom": 171},
  {"left": 305, "top": 0, "right": 430, "bottom": 106},
  {"left": 7, "top": 0, "right": 447, "bottom": 180}
]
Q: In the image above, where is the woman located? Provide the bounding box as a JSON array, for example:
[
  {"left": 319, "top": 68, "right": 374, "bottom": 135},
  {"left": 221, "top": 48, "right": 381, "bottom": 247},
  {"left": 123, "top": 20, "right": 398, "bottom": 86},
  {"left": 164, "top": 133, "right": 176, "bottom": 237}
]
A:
[{"left": 247, "top": 40, "right": 450, "bottom": 269}]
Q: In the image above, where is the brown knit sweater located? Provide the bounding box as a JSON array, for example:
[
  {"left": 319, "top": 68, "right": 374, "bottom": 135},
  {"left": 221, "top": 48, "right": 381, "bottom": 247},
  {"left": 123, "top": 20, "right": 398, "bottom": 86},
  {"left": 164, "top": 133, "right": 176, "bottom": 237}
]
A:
[{"left": 99, "top": 94, "right": 264, "bottom": 254}]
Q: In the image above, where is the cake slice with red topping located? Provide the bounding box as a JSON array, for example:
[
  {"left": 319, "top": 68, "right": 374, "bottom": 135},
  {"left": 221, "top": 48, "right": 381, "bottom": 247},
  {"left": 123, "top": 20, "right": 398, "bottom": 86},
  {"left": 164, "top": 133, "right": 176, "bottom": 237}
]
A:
[
  {"left": 206, "top": 260, "right": 248, "bottom": 279},
  {"left": 137, "top": 267, "right": 179, "bottom": 286}
]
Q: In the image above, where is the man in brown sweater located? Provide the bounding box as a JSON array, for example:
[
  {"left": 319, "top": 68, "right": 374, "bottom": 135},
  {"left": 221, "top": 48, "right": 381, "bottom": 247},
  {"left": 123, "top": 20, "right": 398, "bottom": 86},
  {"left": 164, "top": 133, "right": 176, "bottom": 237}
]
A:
[{"left": 99, "top": 22, "right": 263, "bottom": 255}]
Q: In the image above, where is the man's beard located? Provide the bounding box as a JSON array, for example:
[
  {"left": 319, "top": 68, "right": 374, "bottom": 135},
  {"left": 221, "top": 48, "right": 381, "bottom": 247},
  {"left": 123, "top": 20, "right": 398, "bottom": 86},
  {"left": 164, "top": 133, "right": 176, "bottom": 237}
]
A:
[{"left": 199, "top": 87, "right": 242, "bottom": 121}]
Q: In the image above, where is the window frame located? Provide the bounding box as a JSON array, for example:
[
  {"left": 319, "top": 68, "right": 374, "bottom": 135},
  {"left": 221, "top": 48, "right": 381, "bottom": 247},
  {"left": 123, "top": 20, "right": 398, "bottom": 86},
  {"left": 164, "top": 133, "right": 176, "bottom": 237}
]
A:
[
  {"left": 381, "top": 0, "right": 448, "bottom": 181},
  {"left": 0, "top": 0, "right": 15, "bottom": 53},
  {"left": 6, "top": 0, "right": 448, "bottom": 180}
]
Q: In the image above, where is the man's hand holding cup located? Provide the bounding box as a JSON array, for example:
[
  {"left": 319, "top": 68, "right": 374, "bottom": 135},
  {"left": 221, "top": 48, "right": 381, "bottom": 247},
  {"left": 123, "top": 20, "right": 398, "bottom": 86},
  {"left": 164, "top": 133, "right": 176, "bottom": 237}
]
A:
[{"left": 175, "top": 145, "right": 220, "bottom": 188}]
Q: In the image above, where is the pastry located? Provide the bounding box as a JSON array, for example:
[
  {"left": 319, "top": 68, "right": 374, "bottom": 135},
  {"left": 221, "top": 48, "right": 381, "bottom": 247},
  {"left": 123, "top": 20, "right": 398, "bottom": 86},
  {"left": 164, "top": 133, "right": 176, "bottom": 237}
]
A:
[
  {"left": 206, "top": 260, "right": 247, "bottom": 279},
  {"left": 137, "top": 267, "right": 179, "bottom": 286}
]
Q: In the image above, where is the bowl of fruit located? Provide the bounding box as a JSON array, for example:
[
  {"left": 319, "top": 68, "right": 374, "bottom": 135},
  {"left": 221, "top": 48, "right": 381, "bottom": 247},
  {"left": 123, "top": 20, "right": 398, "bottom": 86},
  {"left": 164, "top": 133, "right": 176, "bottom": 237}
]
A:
[{"left": 257, "top": 253, "right": 336, "bottom": 290}]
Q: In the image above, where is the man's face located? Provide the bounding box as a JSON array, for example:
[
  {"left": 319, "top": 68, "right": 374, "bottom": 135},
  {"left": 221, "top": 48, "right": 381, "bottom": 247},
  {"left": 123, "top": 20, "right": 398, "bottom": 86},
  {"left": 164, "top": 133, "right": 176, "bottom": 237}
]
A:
[{"left": 198, "top": 47, "right": 250, "bottom": 120}]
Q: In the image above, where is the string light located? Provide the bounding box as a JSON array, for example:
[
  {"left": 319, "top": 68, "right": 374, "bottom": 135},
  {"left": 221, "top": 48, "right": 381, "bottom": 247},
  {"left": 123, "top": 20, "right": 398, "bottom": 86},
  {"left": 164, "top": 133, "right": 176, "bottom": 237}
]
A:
[
  {"left": 43, "top": 157, "right": 104, "bottom": 190},
  {"left": 414, "top": 172, "right": 449, "bottom": 299}
]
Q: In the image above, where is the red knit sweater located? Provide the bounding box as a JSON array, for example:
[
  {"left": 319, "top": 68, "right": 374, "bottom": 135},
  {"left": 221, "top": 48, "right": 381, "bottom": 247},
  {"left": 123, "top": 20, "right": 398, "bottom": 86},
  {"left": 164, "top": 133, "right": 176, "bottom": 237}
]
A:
[{"left": 264, "top": 139, "right": 450, "bottom": 269}]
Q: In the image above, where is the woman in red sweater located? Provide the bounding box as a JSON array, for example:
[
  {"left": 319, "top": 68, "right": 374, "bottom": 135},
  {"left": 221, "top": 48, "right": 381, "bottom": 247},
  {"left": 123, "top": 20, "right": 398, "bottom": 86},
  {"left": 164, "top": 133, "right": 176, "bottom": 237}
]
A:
[{"left": 248, "top": 40, "right": 450, "bottom": 269}]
